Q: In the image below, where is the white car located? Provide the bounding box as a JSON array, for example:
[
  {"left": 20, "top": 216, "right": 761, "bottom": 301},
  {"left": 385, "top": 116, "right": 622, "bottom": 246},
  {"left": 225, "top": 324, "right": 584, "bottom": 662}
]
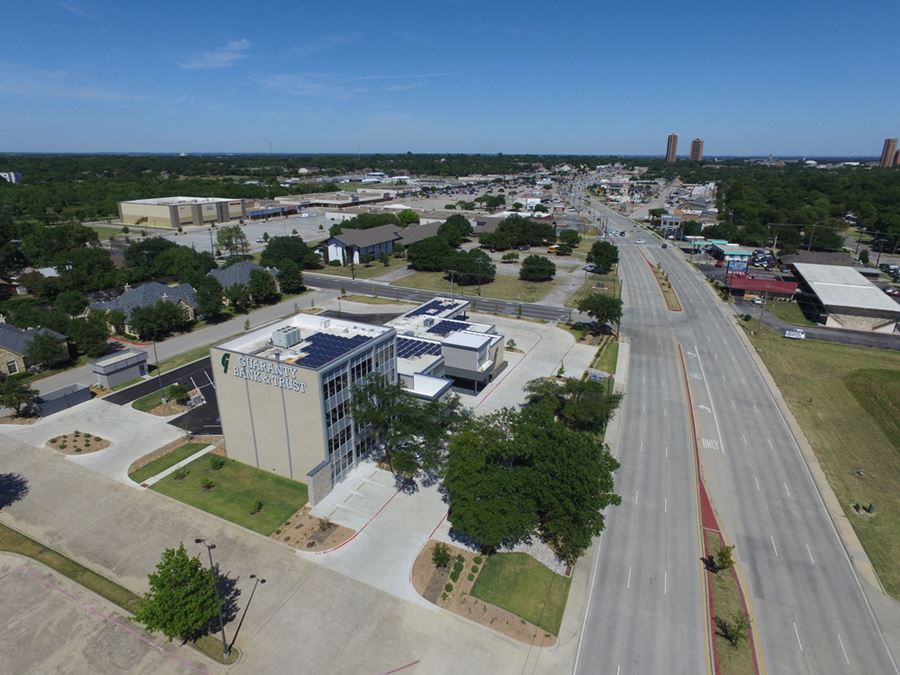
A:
[
  {"left": 636, "top": 239, "right": 646, "bottom": 244},
  {"left": 784, "top": 328, "right": 806, "bottom": 340}
]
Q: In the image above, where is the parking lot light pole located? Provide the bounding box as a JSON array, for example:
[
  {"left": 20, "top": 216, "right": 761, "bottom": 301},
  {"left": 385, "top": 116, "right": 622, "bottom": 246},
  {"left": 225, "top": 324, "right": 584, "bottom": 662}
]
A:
[
  {"left": 195, "top": 538, "right": 230, "bottom": 659},
  {"left": 228, "top": 574, "right": 266, "bottom": 652}
]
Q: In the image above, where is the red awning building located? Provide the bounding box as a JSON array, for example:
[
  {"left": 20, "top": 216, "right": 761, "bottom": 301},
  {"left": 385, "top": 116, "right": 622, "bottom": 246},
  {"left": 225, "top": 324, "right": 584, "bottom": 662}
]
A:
[{"left": 727, "top": 276, "right": 798, "bottom": 299}]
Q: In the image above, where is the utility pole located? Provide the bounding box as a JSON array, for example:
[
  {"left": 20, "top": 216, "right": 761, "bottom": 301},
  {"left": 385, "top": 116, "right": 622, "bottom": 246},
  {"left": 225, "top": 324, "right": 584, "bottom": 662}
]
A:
[{"left": 194, "top": 539, "right": 230, "bottom": 659}]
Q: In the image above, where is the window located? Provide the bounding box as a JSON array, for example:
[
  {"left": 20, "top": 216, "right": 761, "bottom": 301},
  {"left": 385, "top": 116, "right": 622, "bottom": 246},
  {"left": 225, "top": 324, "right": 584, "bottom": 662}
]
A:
[{"left": 6, "top": 361, "right": 18, "bottom": 374}]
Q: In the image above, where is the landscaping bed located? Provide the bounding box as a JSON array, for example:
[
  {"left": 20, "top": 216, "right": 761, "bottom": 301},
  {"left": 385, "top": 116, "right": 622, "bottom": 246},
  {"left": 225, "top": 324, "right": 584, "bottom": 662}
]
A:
[
  {"left": 651, "top": 263, "right": 682, "bottom": 311},
  {"left": 411, "top": 541, "right": 562, "bottom": 645},
  {"left": 47, "top": 431, "right": 110, "bottom": 455},
  {"left": 705, "top": 530, "right": 755, "bottom": 675},
  {"left": 151, "top": 455, "right": 308, "bottom": 536},
  {"left": 271, "top": 508, "right": 355, "bottom": 551}
]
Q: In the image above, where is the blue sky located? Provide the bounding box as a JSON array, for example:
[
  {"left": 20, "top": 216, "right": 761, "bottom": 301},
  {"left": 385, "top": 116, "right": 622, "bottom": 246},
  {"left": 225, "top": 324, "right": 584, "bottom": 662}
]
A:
[{"left": 2, "top": 0, "right": 898, "bottom": 155}]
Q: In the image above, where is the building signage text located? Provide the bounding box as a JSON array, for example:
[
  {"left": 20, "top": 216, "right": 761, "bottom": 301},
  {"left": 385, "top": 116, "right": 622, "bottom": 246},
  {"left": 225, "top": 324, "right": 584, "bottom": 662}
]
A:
[{"left": 229, "top": 354, "right": 306, "bottom": 393}]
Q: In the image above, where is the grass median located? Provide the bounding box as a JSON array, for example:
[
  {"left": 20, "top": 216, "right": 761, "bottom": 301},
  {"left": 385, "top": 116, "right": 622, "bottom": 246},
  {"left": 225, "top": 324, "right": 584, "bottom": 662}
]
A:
[
  {"left": 0, "top": 522, "right": 238, "bottom": 664},
  {"left": 151, "top": 455, "right": 308, "bottom": 535},
  {"left": 470, "top": 552, "right": 571, "bottom": 635},
  {"left": 745, "top": 325, "right": 900, "bottom": 597},
  {"left": 706, "top": 530, "right": 754, "bottom": 675}
]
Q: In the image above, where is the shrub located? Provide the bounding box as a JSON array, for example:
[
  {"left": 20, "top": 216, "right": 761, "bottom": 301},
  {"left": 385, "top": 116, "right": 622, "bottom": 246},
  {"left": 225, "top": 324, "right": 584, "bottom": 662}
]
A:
[
  {"left": 444, "top": 583, "right": 454, "bottom": 593},
  {"left": 318, "top": 517, "right": 332, "bottom": 532},
  {"left": 173, "top": 468, "right": 188, "bottom": 480},
  {"left": 456, "top": 554, "right": 464, "bottom": 563},
  {"left": 473, "top": 555, "right": 483, "bottom": 565},
  {"left": 209, "top": 456, "right": 225, "bottom": 470},
  {"left": 468, "top": 573, "right": 475, "bottom": 582},
  {"left": 250, "top": 499, "right": 263, "bottom": 515},
  {"left": 441, "top": 592, "right": 448, "bottom": 600},
  {"left": 432, "top": 542, "right": 452, "bottom": 569},
  {"left": 201, "top": 479, "right": 215, "bottom": 491},
  {"left": 471, "top": 565, "right": 480, "bottom": 574},
  {"left": 328, "top": 260, "right": 341, "bottom": 267},
  {"left": 450, "top": 569, "right": 460, "bottom": 582}
]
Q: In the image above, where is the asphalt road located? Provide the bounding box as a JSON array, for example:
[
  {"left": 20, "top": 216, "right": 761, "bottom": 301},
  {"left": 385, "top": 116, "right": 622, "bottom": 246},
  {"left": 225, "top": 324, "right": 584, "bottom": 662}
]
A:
[
  {"left": 582, "top": 203, "right": 899, "bottom": 674},
  {"left": 304, "top": 272, "right": 575, "bottom": 322},
  {"left": 105, "top": 357, "right": 220, "bottom": 435}
]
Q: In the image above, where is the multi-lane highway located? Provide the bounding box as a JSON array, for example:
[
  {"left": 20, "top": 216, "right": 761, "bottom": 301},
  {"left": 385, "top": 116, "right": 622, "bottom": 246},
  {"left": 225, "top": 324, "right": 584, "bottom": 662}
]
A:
[{"left": 576, "top": 198, "right": 898, "bottom": 674}]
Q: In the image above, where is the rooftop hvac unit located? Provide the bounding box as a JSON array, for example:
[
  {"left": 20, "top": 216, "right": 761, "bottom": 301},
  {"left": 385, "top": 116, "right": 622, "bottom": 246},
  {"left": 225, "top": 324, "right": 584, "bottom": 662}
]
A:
[
  {"left": 424, "top": 318, "right": 435, "bottom": 327},
  {"left": 272, "top": 326, "right": 301, "bottom": 348}
]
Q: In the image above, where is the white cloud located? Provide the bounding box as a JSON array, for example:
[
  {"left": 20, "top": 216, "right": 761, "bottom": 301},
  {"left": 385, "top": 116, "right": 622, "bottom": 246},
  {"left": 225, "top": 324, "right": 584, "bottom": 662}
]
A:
[
  {"left": 179, "top": 39, "right": 251, "bottom": 70},
  {"left": 58, "top": 1, "right": 96, "bottom": 19},
  {"left": 0, "top": 62, "right": 133, "bottom": 101},
  {"left": 258, "top": 71, "right": 458, "bottom": 99}
]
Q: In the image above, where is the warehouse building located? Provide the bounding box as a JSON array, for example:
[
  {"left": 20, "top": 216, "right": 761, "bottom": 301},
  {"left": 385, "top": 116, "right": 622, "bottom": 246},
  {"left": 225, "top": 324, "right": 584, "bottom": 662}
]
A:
[
  {"left": 792, "top": 263, "right": 900, "bottom": 333},
  {"left": 118, "top": 196, "right": 246, "bottom": 229}
]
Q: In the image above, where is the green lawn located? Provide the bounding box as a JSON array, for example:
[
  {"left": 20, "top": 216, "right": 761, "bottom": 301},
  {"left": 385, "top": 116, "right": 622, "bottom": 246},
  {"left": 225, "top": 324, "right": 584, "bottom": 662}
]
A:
[
  {"left": 110, "top": 375, "right": 145, "bottom": 391},
  {"left": 86, "top": 224, "right": 126, "bottom": 240},
  {"left": 565, "top": 269, "right": 618, "bottom": 308},
  {"left": 132, "top": 387, "right": 174, "bottom": 412},
  {"left": 315, "top": 256, "right": 409, "bottom": 279},
  {"left": 0, "top": 523, "right": 237, "bottom": 664},
  {"left": 746, "top": 326, "right": 900, "bottom": 597},
  {"left": 341, "top": 294, "right": 407, "bottom": 305},
  {"left": 470, "top": 553, "right": 571, "bottom": 635},
  {"left": 152, "top": 343, "right": 214, "bottom": 373},
  {"left": 129, "top": 442, "right": 209, "bottom": 484},
  {"left": 393, "top": 271, "right": 554, "bottom": 303},
  {"left": 594, "top": 339, "right": 619, "bottom": 375},
  {"left": 152, "top": 456, "right": 308, "bottom": 535},
  {"left": 706, "top": 530, "right": 755, "bottom": 675},
  {"left": 764, "top": 300, "right": 817, "bottom": 326}
]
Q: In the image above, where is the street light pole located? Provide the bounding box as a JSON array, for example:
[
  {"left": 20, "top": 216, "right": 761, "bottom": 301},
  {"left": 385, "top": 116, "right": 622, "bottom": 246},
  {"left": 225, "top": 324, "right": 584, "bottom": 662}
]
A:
[
  {"left": 228, "top": 574, "right": 266, "bottom": 652},
  {"left": 195, "top": 539, "right": 230, "bottom": 658}
]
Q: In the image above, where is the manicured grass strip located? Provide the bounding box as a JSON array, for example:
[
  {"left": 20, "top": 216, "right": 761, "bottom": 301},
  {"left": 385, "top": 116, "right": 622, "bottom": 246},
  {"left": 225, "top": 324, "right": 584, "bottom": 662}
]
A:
[
  {"left": 470, "top": 552, "right": 571, "bottom": 635},
  {"left": 565, "top": 270, "right": 618, "bottom": 308},
  {"left": 705, "top": 530, "right": 754, "bottom": 675},
  {"left": 315, "top": 256, "right": 409, "bottom": 279},
  {"left": 342, "top": 294, "right": 407, "bottom": 305},
  {"left": 745, "top": 326, "right": 900, "bottom": 597},
  {"left": 151, "top": 456, "right": 308, "bottom": 535},
  {"left": 129, "top": 443, "right": 209, "bottom": 484},
  {"left": 111, "top": 375, "right": 145, "bottom": 392},
  {"left": 153, "top": 343, "right": 214, "bottom": 374},
  {"left": 763, "top": 300, "right": 817, "bottom": 326},
  {"left": 393, "top": 271, "right": 553, "bottom": 303},
  {"left": 0, "top": 522, "right": 237, "bottom": 664},
  {"left": 132, "top": 388, "right": 167, "bottom": 412},
  {"left": 593, "top": 339, "right": 618, "bottom": 376}
]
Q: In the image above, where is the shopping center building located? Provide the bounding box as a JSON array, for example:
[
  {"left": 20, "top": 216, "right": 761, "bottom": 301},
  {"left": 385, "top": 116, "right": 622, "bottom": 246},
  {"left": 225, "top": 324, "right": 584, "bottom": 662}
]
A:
[{"left": 211, "top": 298, "right": 506, "bottom": 504}]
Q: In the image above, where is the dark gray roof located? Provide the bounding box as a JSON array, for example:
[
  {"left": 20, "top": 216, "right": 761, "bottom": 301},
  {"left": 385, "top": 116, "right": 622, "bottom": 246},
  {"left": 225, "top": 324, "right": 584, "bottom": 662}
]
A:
[
  {"left": 474, "top": 217, "right": 503, "bottom": 235},
  {"left": 330, "top": 224, "right": 400, "bottom": 248},
  {"left": 0, "top": 323, "right": 67, "bottom": 356},
  {"left": 396, "top": 222, "right": 441, "bottom": 247},
  {"left": 208, "top": 261, "right": 268, "bottom": 289},
  {"left": 780, "top": 250, "right": 863, "bottom": 268},
  {"left": 89, "top": 281, "right": 196, "bottom": 319}
]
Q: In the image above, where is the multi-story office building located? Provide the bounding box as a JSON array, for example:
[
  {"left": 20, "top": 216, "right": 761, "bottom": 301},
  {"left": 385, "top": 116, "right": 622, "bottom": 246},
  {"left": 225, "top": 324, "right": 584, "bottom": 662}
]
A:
[
  {"left": 211, "top": 298, "right": 506, "bottom": 503},
  {"left": 690, "top": 138, "right": 704, "bottom": 162},
  {"left": 666, "top": 133, "right": 679, "bottom": 163},
  {"left": 0, "top": 171, "right": 23, "bottom": 184},
  {"left": 880, "top": 138, "right": 898, "bottom": 168}
]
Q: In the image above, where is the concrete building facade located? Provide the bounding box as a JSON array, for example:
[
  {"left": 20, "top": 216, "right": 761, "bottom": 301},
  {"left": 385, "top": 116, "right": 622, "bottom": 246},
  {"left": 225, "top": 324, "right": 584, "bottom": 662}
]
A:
[
  {"left": 90, "top": 349, "right": 148, "bottom": 389},
  {"left": 690, "top": 138, "right": 704, "bottom": 162},
  {"left": 118, "top": 197, "right": 246, "bottom": 229},
  {"left": 880, "top": 138, "right": 898, "bottom": 168}
]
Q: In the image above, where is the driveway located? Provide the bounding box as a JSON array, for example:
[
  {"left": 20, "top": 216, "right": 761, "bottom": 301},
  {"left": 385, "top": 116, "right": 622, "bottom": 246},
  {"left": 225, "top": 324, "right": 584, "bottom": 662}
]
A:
[{"left": 0, "top": 398, "right": 185, "bottom": 485}]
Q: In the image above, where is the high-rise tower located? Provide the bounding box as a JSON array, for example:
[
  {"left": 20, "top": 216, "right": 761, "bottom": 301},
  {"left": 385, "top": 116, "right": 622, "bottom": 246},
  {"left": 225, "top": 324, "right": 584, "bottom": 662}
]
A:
[
  {"left": 880, "top": 138, "right": 898, "bottom": 167},
  {"left": 666, "top": 133, "right": 678, "bottom": 163},
  {"left": 690, "top": 138, "right": 704, "bottom": 162}
]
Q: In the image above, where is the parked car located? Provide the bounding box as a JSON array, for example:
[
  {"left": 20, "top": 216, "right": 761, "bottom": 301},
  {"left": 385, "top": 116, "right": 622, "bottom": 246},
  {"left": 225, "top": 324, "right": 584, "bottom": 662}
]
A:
[
  {"left": 752, "top": 297, "right": 764, "bottom": 305},
  {"left": 784, "top": 328, "right": 806, "bottom": 340},
  {"left": 583, "top": 263, "right": 597, "bottom": 272},
  {"left": 661, "top": 243, "right": 668, "bottom": 249}
]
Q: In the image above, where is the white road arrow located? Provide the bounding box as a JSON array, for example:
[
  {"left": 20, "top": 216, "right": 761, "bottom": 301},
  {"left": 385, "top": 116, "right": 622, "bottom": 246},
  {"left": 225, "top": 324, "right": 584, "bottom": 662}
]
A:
[{"left": 698, "top": 404, "right": 712, "bottom": 413}]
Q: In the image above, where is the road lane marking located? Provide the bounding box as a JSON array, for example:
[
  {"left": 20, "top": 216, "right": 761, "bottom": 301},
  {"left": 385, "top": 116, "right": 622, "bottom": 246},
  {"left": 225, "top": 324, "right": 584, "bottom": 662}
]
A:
[
  {"left": 793, "top": 621, "right": 803, "bottom": 652},
  {"left": 627, "top": 566, "right": 632, "bottom": 589},
  {"left": 771, "top": 536, "right": 779, "bottom": 557},
  {"left": 806, "top": 544, "right": 815, "bottom": 565},
  {"left": 742, "top": 433, "right": 748, "bottom": 445},
  {"left": 664, "top": 497, "right": 667, "bottom": 514},
  {"left": 731, "top": 400, "right": 736, "bottom": 410},
  {"left": 640, "top": 440, "right": 644, "bottom": 453},
  {"left": 664, "top": 570, "right": 668, "bottom": 595},
  {"left": 664, "top": 445, "right": 668, "bottom": 458},
  {"left": 702, "top": 438, "right": 720, "bottom": 452},
  {"left": 698, "top": 404, "right": 711, "bottom": 412},
  {"left": 664, "top": 407, "right": 668, "bottom": 417},
  {"left": 767, "top": 438, "right": 774, "bottom": 449},
  {"left": 572, "top": 533, "right": 603, "bottom": 674},
  {"left": 837, "top": 633, "right": 850, "bottom": 665},
  {"left": 784, "top": 482, "right": 791, "bottom": 498},
  {"left": 755, "top": 476, "right": 761, "bottom": 491},
  {"left": 634, "top": 490, "right": 639, "bottom": 505},
  {"left": 753, "top": 403, "right": 759, "bottom": 413}
]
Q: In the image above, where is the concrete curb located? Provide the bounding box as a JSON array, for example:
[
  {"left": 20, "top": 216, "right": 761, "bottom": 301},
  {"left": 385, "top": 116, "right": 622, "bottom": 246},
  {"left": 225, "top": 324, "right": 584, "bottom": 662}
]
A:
[{"left": 138, "top": 444, "right": 217, "bottom": 487}]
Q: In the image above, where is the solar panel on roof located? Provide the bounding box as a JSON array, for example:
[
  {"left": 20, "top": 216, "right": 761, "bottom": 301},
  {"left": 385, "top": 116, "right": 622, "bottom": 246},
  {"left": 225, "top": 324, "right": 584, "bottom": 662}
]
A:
[{"left": 426, "top": 319, "right": 470, "bottom": 336}]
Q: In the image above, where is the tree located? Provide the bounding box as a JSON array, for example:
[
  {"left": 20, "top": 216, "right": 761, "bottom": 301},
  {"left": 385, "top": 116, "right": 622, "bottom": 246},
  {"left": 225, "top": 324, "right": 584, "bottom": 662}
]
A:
[
  {"left": 134, "top": 543, "right": 220, "bottom": 642},
  {"left": 859, "top": 248, "right": 870, "bottom": 264},
  {"left": 107, "top": 309, "right": 126, "bottom": 335},
  {"left": 0, "top": 378, "right": 37, "bottom": 416},
  {"left": 524, "top": 377, "right": 622, "bottom": 434},
  {"left": 533, "top": 203, "right": 549, "bottom": 213},
  {"left": 224, "top": 284, "right": 250, "bottom": 312},
  {"left": 27, "top": 332, "right": 68, "bottom": 370},
  {"left": 397, "top": 209, "right": 420, "bottom": 226},
  {"left": 439, "top": 214, "right": 474, "bottom": 247},
  {"left": 714, "top": 613, "right": 749, "bottom": 648},
  {"left": 519, "top": 254, "right": 556, "bottom": 281},
  {"left": 407, "top": 236, "right": 455, "bottom": 272},
  {"left": 587, "top": 240, "right": 619, "bottom": 273},
  {"left": 576, "top": 293, "right": 623, "bottom": 328},
  {"left": 432, "top": 542, "right": 452, "bottom": 569},
  {"left": 67, "top": 312, "right": 110, "bottom": 358},
  {"left": 276, "top": 260, "right": 305, "bottom": 294},
  {"left": 195, "top": 276, "right": 225, "bottom": 320},
  {"left": 248, "top": 269, "right": 280, "bottom": 305},
  {"left": 448, "top": 249, "right": 495, "bottom": 286},
  {"left": 55, "top": 290, "right": 89, "bottom": 317},
  {"left": 714, "top": 544, "right": 736, "bottom": 572},
  {"left": 216, "top": 225, "right": 248, "bottom": 258},
  {"left": 558, "top": 229, "right": 581, "bottom": 247},
  {"left": 259, "top": 236, "right": 320, "bottom": 269},
  {"left": 167, "top": 383, "right": 190, "bottom": 405},
  {"left": 129, "top": 301, "right": 191, "bottom": 340},
  {"left": 501, "top": 252, "right": 520, "bottom": 263}
]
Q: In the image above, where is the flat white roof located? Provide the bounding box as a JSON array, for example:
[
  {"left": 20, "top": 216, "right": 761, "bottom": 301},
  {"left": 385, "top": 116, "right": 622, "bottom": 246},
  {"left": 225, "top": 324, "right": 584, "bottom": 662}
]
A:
[
  {"left": 793, "top": 263, "right": 900, "bottom": 314},
  {"left": 92, "top": 348, "right": 146, "bottom": 368},
  {"left": 443, "top": 332, "right": 492, "bottom": 349},
  {"left": 121, "top": 196, "right": 240, "bottom": 206}
]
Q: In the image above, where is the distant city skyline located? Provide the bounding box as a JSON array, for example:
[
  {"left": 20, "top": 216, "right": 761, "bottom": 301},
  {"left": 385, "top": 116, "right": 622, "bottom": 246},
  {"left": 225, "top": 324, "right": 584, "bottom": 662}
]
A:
[{"left": 2, "top": 1, "right": 899, "bottom": 155}]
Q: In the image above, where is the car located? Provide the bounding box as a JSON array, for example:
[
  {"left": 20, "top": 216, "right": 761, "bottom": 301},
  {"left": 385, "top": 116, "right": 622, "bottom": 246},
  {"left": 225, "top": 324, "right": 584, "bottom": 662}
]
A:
[
  {"left": 518, "top": 244, "right": 530, "bottom": 250},
  {"left": 661, "top": 243, "right": 668, "bottom": 249},
  {"left": 784, "top": 328, "right": 806, "bottom": 340},
  {"left": 752, "top": 297, "right": 764, "bottom": 305},
  {"left": 583, "top": 264, "right": 597, "bottom": 272},
  {"left": 636, "top": 239, "right": 646, "bottom": 244},
  {"left": 255, "top": 238, "right": 266, "bottom": 244}
]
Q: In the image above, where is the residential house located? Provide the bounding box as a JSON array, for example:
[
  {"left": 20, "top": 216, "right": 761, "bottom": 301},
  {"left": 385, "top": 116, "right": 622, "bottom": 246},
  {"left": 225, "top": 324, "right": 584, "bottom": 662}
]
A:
[
  {"left": 208, "top": 260, "right": 280, "bottom": 303},
  {"left": 89, "top": 281, "right": 197, "bottom": 335},
  {"left": 0, "top": 322, "right": 68, "bottom": 375}
]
